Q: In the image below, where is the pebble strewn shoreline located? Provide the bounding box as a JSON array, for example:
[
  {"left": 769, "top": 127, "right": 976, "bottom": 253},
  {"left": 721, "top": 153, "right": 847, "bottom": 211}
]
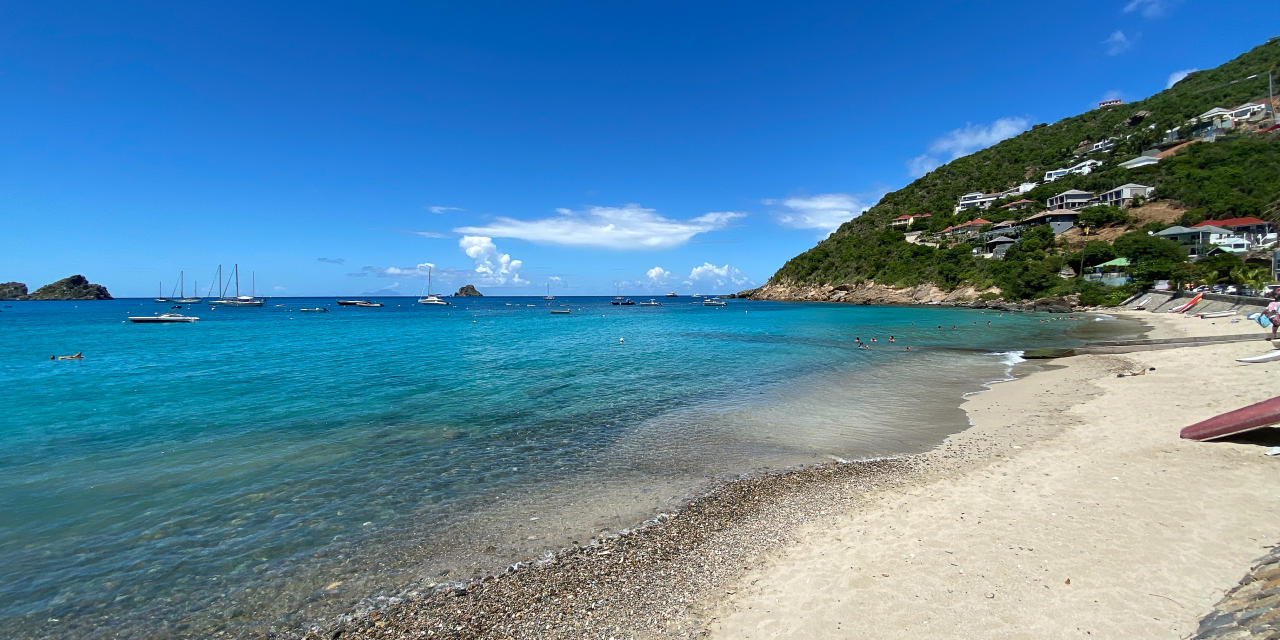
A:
[
  {"left": 295, "top": 412, "right": 1023, "bottom": 640},
  {"left": 300, "top": 457, "right": 920, "bottom": 640}
]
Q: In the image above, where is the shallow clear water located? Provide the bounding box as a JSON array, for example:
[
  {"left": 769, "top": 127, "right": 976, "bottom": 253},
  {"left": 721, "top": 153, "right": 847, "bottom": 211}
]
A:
[{"left": 0, "top": 297, "right": 1141, "bottom": 638}]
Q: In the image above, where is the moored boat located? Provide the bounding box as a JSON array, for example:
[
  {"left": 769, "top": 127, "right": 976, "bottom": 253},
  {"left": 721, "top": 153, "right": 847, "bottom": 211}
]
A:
[
  {"left": 129, "top": 313, "right": 199, "bottom": 324},
  {"left": 419, "top": 267, "right": 450, "bottom": 305}
]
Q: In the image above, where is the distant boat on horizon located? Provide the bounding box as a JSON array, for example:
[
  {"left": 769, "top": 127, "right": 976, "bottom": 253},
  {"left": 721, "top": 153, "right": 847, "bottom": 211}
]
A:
[
  {"left": 665, "top": 292, "right": 677, "bottom": 297},
  {"left": 543, "top": 283, "right": 554, "bottom": 300}
]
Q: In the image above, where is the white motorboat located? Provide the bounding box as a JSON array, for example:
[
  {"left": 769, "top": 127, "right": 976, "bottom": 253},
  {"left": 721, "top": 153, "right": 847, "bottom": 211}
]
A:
[
  {"left": 355, "top": 301, "right": 384, "bottom": 307},
  {"left": 300, "top": 307, "right": 329, "bottom": 312},
  {"left": 640, "top": 299, "right": 662, "bottom": 306},
  {"left": 665, "top": 292, "right": 677, "bottom": 297},
  {"left": 130, "top": 313, "right": 199, "bottom": 324},
  {"left": 550, "top": 309, "right": 571, "bottom": 314},
  {"left": 702, "top": 298, "right": 727, "bottom": 306}
]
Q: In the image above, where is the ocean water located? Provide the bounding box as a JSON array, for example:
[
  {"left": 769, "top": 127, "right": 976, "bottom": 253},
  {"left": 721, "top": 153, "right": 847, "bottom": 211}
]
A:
[{"left": 0, "top": 297, "right": 1143, "bottom": 638}]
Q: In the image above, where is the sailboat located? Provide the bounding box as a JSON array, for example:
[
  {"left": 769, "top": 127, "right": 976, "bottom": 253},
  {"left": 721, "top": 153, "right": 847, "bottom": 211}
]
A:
[
  {"left": 210, "top": 264, "right": 264, "bottom": 306},
  {"left": 418, "top": 266, "right": 450, "bottom": 305},
  {"left": 154, "top": 281, "right": 169, "bottom": 303},
  {"left": 543, "top": 283, "right": 554, "bottom": 300},
  {"left": 176, "top": 271, "right": 201, "bottom": 303}
]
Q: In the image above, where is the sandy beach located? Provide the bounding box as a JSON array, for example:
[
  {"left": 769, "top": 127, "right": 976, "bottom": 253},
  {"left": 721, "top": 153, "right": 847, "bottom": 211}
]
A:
[
  {"left": 695, "top": 310, "right": 1280, "bottom": 639},
  {"left": 320, "top": 309, "right": 1280, "bottom": 640}
]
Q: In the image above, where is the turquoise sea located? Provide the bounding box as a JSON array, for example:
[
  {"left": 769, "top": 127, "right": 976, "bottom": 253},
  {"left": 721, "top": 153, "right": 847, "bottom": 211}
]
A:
[{"left": 0, "top": 297, "right": 1142, "bottom": 638}]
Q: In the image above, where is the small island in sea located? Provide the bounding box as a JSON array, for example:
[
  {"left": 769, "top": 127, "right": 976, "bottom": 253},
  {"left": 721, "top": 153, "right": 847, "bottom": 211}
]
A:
[
  {"left": 0, "top": 275, "right": 112, "bottom": 300},
  {"left": 454, "top": 284, "right": 482, "bottom": 297}
]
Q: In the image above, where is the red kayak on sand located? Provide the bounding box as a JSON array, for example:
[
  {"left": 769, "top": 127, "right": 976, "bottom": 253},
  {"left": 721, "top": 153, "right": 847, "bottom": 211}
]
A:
[
  {"left": 1180, "top": 395, "right": 1280, "bottom": 440},
  {"left": 1168, "top": 292, "right": 1204, "bottom": 314}
]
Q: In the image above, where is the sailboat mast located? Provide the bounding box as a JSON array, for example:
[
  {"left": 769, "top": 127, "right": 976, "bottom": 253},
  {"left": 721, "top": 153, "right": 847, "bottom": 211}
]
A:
[
  {"left": 235, "top": 264, "right": 240, "bottom": 298},
  {"left": 252, "top": 272, "right": 255, "bottom": 298},
  {"left": 429, "top": 267, "right": 432, "bottom": 296},
  {"left": 180, "top": 271, "right": 184, "bottom": 298}
]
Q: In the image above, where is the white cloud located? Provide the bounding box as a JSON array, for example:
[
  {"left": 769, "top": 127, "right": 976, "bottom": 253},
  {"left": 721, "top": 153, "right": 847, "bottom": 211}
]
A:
[
  {"left": 428, "top": 206, "right": 463, "bottom": 214},
  {"left": 273, "top": 286, "right": 287, "bottom": 292},
  {"left": 454, "top": 204, "right": 744, "bottom": 250},
  {"left": 646, "top": 266, "right": 671, "bottom": 284},
  {"left": 1167, "top": 68, "right": 1197, "bottom": 88},
  {"left": 907, "top": 154, "right": 941, "bottom": 177},
  {"left": 907, "top": 117, "right": 1030, "bottom": 177},
  {"left": 1124, "top": 0, "right": 1178, "bottom": 18},
  {"left": 414, "top": 231, "right": 451, "bottom": 238},
  {"left": 1104, "top": 30, "right": 1132, "bottom": 56},
  {"left": 764, "top": 193, "right": 876, "bottom": 236},
  {"left": 684, "top": 263, "right": 753, "bottom": 289},
  {"left": 460, "top": 236, "right": 526, "bottom": 285}
]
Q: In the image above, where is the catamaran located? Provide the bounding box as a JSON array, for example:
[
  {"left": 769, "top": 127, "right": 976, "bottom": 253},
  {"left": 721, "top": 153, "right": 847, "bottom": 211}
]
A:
[
  {"left": 210, "top": 264, "right": 264, "bottom": 306},
  {"left": 418, "top": 266, "right": 450, "bottom": 305},
  {"left": 543, "top": 283, "right": 554, "bottom": 300}
]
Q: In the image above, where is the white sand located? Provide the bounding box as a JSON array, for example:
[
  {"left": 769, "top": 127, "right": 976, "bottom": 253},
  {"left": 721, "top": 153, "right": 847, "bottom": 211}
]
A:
[{"left": 698, "top": 311, "right": 1280, "bottom": 638}]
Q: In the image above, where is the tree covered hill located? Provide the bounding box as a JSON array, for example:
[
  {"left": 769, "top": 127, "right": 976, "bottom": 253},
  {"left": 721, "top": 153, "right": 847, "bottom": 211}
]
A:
[{"left": 770, "top": 37, "right": 1280, "bottom": 294}]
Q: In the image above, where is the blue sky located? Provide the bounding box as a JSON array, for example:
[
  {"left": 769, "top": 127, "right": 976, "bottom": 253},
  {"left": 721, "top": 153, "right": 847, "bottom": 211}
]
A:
[{"left": 0, "top": 1, "right": 1273, "bottom": 297}]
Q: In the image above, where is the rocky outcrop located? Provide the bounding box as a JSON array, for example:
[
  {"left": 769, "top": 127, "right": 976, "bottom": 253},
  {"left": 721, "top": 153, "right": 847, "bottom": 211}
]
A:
[
  {"left": 25, "top": 275, "right": 112, "bottom": 300},
  {"left": 454, "top": 284, "right": 483, "bottom": 297},
  {"left": 1193, "top": 546, "right": 1280, "bottom": 638},
  {"left": 737, "top": 280, "right": 1081, "bottom": 312},
  {"left": 0, "top": 282, "right": 28, "bottom": 300}
]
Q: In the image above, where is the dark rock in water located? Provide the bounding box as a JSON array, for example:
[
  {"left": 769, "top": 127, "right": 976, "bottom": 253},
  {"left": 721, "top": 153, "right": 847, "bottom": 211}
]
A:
[
  {"left": 454, "top": 284, "right": 482, "bottom": 297},
  {"left": 0, "top": 282, "right": 28, "bottom": 300},
  {"left": 26, "top": 275, "right": 112, "bottom": 300}
]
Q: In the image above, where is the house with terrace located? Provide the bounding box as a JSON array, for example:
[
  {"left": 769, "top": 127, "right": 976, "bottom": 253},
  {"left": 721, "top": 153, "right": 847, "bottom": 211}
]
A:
[
  {"left": 1191, "top": 217, "right": 1272, "bottom": 244},
  {"left": 940, "top": 218, "right": 991, "bottom": 238},
  {"left": 954, "top": 192, "right": 998, "bottom": 213},
  {"left": 1156, "top": 225, "right": 1236, "bottom": 259},
  {"left": 1099, "top": 184, "right": 1154, "bottom": 208},
  {"left": 1046, "top": 189, "right": 1097, "bottom": 210}
]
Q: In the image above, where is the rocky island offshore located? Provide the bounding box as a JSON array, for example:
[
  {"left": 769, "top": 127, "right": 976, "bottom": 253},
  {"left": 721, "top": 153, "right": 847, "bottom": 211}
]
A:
[
  {"left": 453, "top": 284, "right": 483, "bottom": 297},
  {"left": 0, "top": 275, "right": 112, "bottom": 300}
]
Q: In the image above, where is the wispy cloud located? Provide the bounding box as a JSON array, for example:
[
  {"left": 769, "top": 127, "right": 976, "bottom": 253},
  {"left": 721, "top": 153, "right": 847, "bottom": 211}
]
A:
[
  {"left": 1124, "top": 0, "right": 1179, "bottom": 18},
  {"left": 414, "top": 231, "right": 451, "bottom": 238},
  {"left": 428, "top": 205, "right": 463, "bottom": 214},
  {"left": 1104, "top": 30, "right": 1133, "bottom": 55},
  {"left": 318, "top": 257, "right": 345, "bottom": 264},
  {"left": 764, "top": 193, "right": 877, "bottom": 237},
  {"left": 1167, "top": 67, "right": 1198, "bottom": 88},
  {"left": 907, "top": 117, "right": 1030, "bottom": 177},
  {"left": 454, "top": 204, "right": 743, "bottom": 250},
  {"left": 684, "top": 263, "right": 753, "bottom": 289}
]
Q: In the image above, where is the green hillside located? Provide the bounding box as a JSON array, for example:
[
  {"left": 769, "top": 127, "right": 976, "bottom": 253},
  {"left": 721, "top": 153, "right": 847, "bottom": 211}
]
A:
[{"left": 770, "top": 37, "right": 1280, "bottom": 300}]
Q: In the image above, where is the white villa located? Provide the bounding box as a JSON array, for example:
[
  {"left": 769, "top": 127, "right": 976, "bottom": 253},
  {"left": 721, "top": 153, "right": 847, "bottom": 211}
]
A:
[
  {"left": 1044, "top": 159, "right": 1103, "bottom": 182},
  {"left": 1046, "top": 189, "right": 1097, "bottom": 210},
  {"left": 1098, "top": 183, "right": 1154, "bottom": 208}
]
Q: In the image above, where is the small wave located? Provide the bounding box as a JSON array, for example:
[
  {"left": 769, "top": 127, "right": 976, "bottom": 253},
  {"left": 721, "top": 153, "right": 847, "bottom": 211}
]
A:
[
  {"left": 985, "top": 350, "right": 1026, "bottom": 367},
  {"left": 1094, "top": 313, "right": 1115, "bottom": 321}
]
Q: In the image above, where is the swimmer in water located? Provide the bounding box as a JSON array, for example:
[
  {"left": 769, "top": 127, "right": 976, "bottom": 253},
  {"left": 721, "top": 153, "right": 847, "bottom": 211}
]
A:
[
  {"left": 905, "top": 346, "right": 911, "bottom": 351},
  {"left": 57, "top": 352, "right": 83, "bottom": 360},
  {"left": 888, "top": 335, "right": 895, "bottom": 343}
]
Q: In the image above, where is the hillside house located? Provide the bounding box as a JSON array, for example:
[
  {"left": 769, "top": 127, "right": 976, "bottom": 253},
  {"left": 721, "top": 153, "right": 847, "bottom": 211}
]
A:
[
  {"left": 1001, "top": 199, "right": 1036, "bottom": 211},
  {"left": 1191, "top": 217, "right": 1272, "bottom": 243},
  {"left": 1099, "top": 98, "right": 1123, "bottom": 108},
  {"left": 1090, "top": 138, "right": 1118, "bottom": 153},
  {"left": 1046, "top": 189, "right": 1097, "bottom": 210},
  {"left": 890, "top": 213, "right": 932, "bottom": 228},
  {"left": 954, "top": 192, "right": 998, "bottom": 213},
  {"left": 1085, "top": 258, "right": 1133, "bottom": 286},
  {"left": 941, "top": 218, "right": 992, "bottom": 238},
  {"left": 1099, "top": 184, "right": 1154, "bottom": 208},
  {"left": 1156, "top": 225, "right": 1235, "bottom": 259},
  {"left": 984, "top": 235, "right": 1017, "bottom": 259},
  {"left": 997, "top": 182, "right": 1039, "bottom": 198},
  {"left": 1021, "top": 210, "right": 1079, "bottom": 235},
  {"left": 1044, "top": 159, "right": 1103, "bottom": 182}
]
